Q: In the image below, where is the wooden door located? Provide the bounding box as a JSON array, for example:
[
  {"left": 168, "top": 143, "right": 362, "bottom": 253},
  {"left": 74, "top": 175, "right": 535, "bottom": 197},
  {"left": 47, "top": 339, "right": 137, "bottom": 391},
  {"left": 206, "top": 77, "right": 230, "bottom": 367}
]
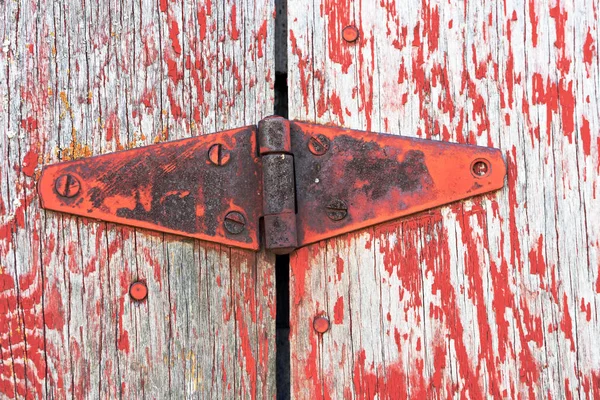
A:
[
  {"left": 1, "top": 0, "right": 276, "bottom": 398},
  {"left": 288, "top": 1, "right": 599, "bottom": 398}
]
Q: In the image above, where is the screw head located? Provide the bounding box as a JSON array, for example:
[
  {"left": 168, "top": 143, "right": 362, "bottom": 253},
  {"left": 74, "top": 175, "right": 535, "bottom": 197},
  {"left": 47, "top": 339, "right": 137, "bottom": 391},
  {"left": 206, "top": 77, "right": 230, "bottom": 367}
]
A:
[
  {"left": 129, "top": 281, "right": 148, "bottom": 301},
  {"left": 326, "top": 199, "right": 348, "bottom": 221},
  {"left": 308, "top": 134, "right": 330, "bottom": 156},
  {"left": 55, "top": 174, "right": 81, "bottom": 198},
  {"left": 313, "top": 315, "right": 330, "bottom": 333},
  {"left": 208, "top": 143, "right": 231, "bottom": 166},
  {"left": 224, "top": 211, "right": 246, "bottom": 234},
  {"left": 471, "top": 159, "right": 490, "bottom": 178},
  {"left": 342, "top": 25, "right": 359, "bottom": 43}
]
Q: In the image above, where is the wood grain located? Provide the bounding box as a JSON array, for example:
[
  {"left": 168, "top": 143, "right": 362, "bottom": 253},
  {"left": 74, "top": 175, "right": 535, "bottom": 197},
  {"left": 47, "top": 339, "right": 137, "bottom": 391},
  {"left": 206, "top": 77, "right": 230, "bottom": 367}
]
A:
[
  {"left": 0, "top": 0, "right": 276, "bottom": 398},
  {"left": 288, "top": 0, "right": 600, "bottom": 398}
]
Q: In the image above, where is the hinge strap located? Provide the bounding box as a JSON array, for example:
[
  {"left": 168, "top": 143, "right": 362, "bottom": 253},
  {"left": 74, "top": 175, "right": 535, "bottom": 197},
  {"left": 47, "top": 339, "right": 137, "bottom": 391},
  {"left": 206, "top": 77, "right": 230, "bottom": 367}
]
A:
[{"left": 258, "top": 117, "right": 298, "bottom": 254}]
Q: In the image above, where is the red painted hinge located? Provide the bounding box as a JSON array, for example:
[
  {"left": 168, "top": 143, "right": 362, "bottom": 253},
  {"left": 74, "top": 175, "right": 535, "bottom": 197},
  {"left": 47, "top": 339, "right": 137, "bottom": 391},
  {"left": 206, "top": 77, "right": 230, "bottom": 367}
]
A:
[{"left": 38, "top": 117, "right": 506, "bottom": 254}]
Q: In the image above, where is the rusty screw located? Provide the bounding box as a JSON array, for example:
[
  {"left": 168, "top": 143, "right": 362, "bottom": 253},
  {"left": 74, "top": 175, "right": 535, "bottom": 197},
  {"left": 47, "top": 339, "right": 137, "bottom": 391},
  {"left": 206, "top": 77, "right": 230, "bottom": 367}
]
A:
[
  {"left": 129, "top": 281, "right": 148, "bottom": 301},
  {"left": 55, "top": 174, "right": 81, "bottom": 198},
  {"left": 471, "top": 159, "right": 490, "bottom": 178},
  {"left": 224, "top": 211, "right": 246, "bottom": 234},
  {"left": 326, "top": 199, "right": 348, "bottom": 221},
  {"left": 342, "top": 25, "right": 359, "bottom": 43},
  {"left": 208, "top": 143, "right": 231, "bottom": 166},
  {"left": 308, "top": 134, "right": 330, "bottom": 156},
  {"left": 313, "top": 315, "right": 330, "bottom": 334}
]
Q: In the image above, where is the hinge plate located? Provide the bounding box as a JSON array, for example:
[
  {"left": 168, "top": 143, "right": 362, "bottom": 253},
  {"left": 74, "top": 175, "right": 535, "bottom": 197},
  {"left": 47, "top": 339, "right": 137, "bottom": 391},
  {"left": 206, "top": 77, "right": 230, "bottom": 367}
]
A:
[
  {"left": 38, "top": 118, "right": 506, "bottom": 253},
  {"left": 39, "top": 126, "right": 263, "bottom": 250}
]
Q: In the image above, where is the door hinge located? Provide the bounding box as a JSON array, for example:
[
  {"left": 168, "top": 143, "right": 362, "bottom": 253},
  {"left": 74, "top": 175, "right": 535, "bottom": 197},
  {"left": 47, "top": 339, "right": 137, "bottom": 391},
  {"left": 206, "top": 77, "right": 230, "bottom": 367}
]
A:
[{"left": 38, "top": 116, "right": 506, "bottom": 254}]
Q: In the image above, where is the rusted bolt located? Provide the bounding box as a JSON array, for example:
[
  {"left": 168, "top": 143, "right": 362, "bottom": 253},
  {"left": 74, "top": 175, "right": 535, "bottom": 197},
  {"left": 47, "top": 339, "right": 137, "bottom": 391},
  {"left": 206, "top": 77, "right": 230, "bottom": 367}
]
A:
[
  {"left": 308, "top": 134, "right": 330, "bottom": 156},
  {"left": 208, "top": 143, "right": 231, "bottom": 166},
  {"left": 224, "top": 211, "right": 246, "bottom": 234},
  {"left": 342, "top": 25, "right": 359, "bottom": 43},
  {"left": 313, "top": 315, "right": 330, "bottom": 334},
  {"left": 471, "top": 159, "right": 490, "bottom": 178},
  {"left": 55, "top": 174, "right": 81, "bottom": 198},
  {"left": 326, "top": 199, "right": 348, "bottom": 221},
  {"left": 129, "top": 281, "right": 148, "bottom": 301}
]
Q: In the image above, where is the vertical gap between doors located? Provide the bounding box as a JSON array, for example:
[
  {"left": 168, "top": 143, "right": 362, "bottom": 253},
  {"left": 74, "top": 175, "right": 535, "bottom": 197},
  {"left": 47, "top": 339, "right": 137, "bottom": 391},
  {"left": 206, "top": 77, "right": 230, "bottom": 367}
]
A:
[{"left": 274, "top": 0, "right": 290, "bottom": 398}]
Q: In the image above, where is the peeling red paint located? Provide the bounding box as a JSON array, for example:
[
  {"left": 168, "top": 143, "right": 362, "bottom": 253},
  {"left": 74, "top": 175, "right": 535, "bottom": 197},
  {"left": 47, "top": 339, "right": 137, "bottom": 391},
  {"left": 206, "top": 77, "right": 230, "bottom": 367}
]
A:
[
  {"left": 230, "top": 5, "right": 240, "bottom": 40},
  {"left": 21, "top": 148, "right": 39, "bottom": 177},
  {"left": 333, "top": 296, "right": 344, "bottom": 324}
]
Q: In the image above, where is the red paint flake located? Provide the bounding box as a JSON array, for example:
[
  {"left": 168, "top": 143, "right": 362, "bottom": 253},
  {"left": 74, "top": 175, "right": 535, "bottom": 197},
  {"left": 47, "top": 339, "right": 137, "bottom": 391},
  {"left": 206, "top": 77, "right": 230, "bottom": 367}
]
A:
[
  {"left": 45, "top": 282, "right": 65, "bottom": 330},
  {"left": 159, "top": 0, "right": 167, "bottom": 12},
  {"left": 256, "top": 20, "right": 268, "bottom": 59},
  {"left": 197, "top": 8, "right": 207, "bottom": 41},
  {"left": 289, "top": 30, "right": 310, "bottom": 113},
  {"left": 166, "top": 86, "right": 182, "bottom": 119},
  {"left": 168, "top": 19, "right": 181, "bottom": 55},
  {"left": 335, "top": 256, "right": 344, "bottom": 281},
  {"left": 507, "top": 146, "right": 522, "bottom": 267},
  {"left": 352, "top": 350, "right": 379, "bottom": 398},
  {"left": 422, "top": 0, "right": 440, "bottom": 52},
  {"left": 118, "top": 329, "right": 130, "bottom": 354},
  {"left": 431, "top": 343, "right": 446, "bottom": 388},
  {"left": 324, "top": 0, "right": 352, "bottom": 73},
  {"left": 21, "top": 148, "right": 39, "bottom": 177},
  {"left": 529, "top": 0, "right": 538, "bottom": 46},
  {"left": 165, "top": 54, "right": 182, "bottom": 85},
  {"left": 550, "top": 3, "right": 571, "bottom": 74},
  {"left": 565, "top": 378, "right": 573, "bottom": 400},
  {"left": 580, "top": 297, "right": 592, "bottom": 322},
  {"left": 528, "top": 234, "right": 546, "bottom": 277},
  {"left": 290, "top": 248, "right": 309, "bottom": 306},
  {"left": 581, "top": 116, "right": 592, "bottom": 156},
  {"left": 105, "top": 113, "right": 119, "bottom": 142},
  {"left": 558, "top": 79, "right": 575, "bottom": 143},
  {"left": 230, "top": 5, "right": 240, "bottom": 40},
  {"left": 583, "top": 28, "right": 596, "bottom": 68},
  {"left": 549, "top": 3, "right": 567, "bottom": 50},
  {"left": 333, "top": 296, "right": 344, "bottom": 323},
  {"left": 329, "top": 91, "right": 345, "bottom": 125},
  {"left": 560, "top": 293, "right": 576, "bottom": 351},
  {"left": 20, "top": 116, "right": 38, "bottom": 132}
]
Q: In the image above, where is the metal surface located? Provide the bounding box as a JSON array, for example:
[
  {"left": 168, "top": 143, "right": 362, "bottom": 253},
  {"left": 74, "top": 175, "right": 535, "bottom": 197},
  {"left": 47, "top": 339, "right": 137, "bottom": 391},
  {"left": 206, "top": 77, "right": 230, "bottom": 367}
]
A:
[
  {"left": 129, "top": 281, "right": 148, "bottom": 301},
  {"left": 342, "top": 25, "right": 359, "bottom": 43},
  {"left": 290, "top": 121, "right": 505, "bottom": 247},
  {"left": 38, "top": 118, "right": 506, "bottom": 253},
  {"left": 313, "top": 316, "right": 330, "bottom": 334},
  {"left": 38, "top": 126, "right": 262, "bottom": 250}
]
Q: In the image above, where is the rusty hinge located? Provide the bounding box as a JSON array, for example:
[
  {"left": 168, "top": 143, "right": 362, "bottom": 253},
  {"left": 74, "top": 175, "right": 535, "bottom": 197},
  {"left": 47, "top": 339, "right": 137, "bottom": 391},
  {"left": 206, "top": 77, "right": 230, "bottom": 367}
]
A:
[{"left": 38, "top": 116, "right": 506, "bottom": 254}]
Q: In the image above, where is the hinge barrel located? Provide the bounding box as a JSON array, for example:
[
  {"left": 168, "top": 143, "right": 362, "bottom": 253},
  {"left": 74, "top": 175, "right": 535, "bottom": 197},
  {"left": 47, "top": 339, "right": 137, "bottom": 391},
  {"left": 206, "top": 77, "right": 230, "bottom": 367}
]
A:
[{"left": 258, "top": 117, "right": 298, "bottom": 254}]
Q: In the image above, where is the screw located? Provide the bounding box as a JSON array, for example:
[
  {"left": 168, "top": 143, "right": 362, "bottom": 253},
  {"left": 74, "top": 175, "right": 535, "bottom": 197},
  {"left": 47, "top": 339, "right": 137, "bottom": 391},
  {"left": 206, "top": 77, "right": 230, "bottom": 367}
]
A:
[
  {"left": 313, "top": 315, "right": 330, "bottom": 334},
  {"left": 308, "top": 134, "right": 330, "bottom": 156},
  {"left": 208, "top": 143, "right": 231, "bottom": 166},
  {"left": 342, "top": 25, "right": 359, "bottom": 43},
  {"left": 326, "top": 199, "right": 348, "bottom": 221},
  {"left": 224, "top": 211, "right": 246, "bottom": 234},
  {"left": 55, "top": 174, "right": 81, "bottom": 198},
  {"left": 129, "top": 281, "right": 148, "bottom": 301},
  {"left": 471, "top": 159, "right": 490, "bottom": 178}
]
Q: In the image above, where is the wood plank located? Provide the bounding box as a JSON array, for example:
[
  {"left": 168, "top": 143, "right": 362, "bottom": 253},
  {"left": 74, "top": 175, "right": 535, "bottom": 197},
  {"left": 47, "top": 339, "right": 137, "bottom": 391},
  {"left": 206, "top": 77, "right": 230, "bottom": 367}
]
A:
[
  {"left": 288, "top": 0, "right": 600, "bottom": 397},
  {"left": 0, "top": 0, "right": 276, "bottom": 397}
]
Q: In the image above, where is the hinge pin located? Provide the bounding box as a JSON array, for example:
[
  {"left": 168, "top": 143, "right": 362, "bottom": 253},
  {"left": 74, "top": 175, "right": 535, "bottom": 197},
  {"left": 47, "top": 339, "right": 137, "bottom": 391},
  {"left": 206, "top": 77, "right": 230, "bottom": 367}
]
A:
[
  {"left": 208, "top": 143, "right": 231, "bottom": 166},
  {"left": 224, "top": 211, "right": 246, "bottom": 234}
]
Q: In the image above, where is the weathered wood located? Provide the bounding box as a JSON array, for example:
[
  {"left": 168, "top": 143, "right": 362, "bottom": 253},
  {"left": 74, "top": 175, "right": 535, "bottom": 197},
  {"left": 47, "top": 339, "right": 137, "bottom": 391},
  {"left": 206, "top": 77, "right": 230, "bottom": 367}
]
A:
[
  {"left": 0, "top": 0, "right": 276, "bottom": 398},
  {"left": 288, "top": 0, "right": 600, "bottom": 398}
]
